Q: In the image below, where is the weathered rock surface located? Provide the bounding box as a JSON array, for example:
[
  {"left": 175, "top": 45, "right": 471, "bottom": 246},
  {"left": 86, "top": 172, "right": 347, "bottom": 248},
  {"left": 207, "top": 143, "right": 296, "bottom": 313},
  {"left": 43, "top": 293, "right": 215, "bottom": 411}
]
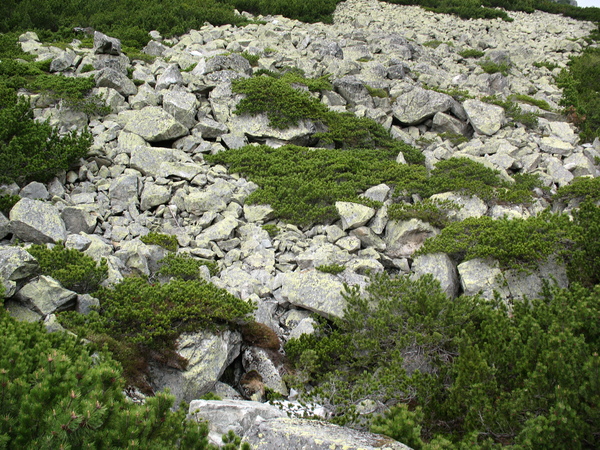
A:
[
  {"left": 122, "top": 106, "right": 188, "bottom": 142},
  {"left": 9, "top": 198, "right": 67, "bottom": 244}
]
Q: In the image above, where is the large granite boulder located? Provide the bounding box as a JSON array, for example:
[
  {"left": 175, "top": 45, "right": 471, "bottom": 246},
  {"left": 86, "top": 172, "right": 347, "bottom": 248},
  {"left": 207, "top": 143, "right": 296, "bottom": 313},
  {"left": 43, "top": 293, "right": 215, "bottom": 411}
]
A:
[
  {"left": 462, "top": 99, "right": 505, "bottom": 136},
  {"left": 0, "top": 247, "right": 39, "bottom": 297},
  {"left": 411, "top": 253, "right": 459, "bottom": 298},
  {"left": 122, "top": 106, "right": 188, "bottom": 142},
  {"left": 9, "top": 198, "right": 67, "bottom": 244},
  {"left": 150, "top": 329, "right": 242, "bottom": 406},
  {"left": 15, "top": 275, "right": 77, "bottom": 316},
  {"left": 392, "top": 86, "right": 454, "bottom": 125}
]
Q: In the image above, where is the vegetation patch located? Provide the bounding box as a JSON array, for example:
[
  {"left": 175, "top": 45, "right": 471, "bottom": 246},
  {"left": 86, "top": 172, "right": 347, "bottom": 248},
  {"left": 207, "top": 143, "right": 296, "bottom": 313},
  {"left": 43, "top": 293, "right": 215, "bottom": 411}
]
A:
[
  {"left": 316, "top": 263, "right": 346, "bottom": 275},
  {"left": 554, "top": 176, "right": 600, "bottom": 202},
  {"left": 27, "top": 243, "right": 108, "bottom": 294},
  {"left": 557, "top": 47, "right": 600, "bottom": 142},
  {"left": 514, "top": 94, "right": 552, "bottom": 111},
  {"left": 388, "top": 198, "right": 462, "bottom": 229},
  {"left": 141, "top": 231, "right": 179, "bottom": 252},
  {"left": 286, "top": 272, "right": 600, "bottom": 447},
  {"left": 482, "top": 95, "right": 539, "bottom": 129},
  {"left": 0, "top": 312, "right": 211, "bottom": 448},
  {"left": 157, "top": 252, "right": 219, "bottom": 279},
  {"left": 458, "top": 48, "right": 485, "bottom": 59},
  {"left": 0, "top": 193, "right": 20, "bottom": 216},
  {"left": 478, "top": 58, "right": 511, "bottom": 76},
  {"left": 59, "top": 276, "right": 255, "bottom": 389}
]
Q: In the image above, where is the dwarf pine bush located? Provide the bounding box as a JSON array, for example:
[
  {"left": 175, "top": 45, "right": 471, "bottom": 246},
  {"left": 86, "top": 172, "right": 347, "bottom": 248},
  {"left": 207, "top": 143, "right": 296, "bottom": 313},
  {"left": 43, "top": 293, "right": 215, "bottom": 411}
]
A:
[
  {"left": 287, "top": 273, "right": 600, "bottom": 447},
  {"left": 0, "top": 311, "right": 212, "bottom": 448},
  {"left": 27, "top": 243, "right": 108, "bottom": 294},
  {"left": 157, "top": 252, "right": 219, "bottom": 279}
]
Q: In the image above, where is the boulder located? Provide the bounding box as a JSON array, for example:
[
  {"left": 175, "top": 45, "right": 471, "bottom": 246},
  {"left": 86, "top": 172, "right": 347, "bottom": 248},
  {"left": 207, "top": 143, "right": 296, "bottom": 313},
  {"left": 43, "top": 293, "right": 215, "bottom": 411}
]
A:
[
  {"left": 155, "top": 64, "right": 184, "bottom": 90},
  {"left": 244, "top": 417, "right": 410, "bottom": 450},
  {"left": 9, "top": 198, "right": 67, "bottom": 244},
  {"left": 228, "top": 114, "right": 316, "bottom": 145},
  {"left": 61, "top": 206, "right": 98, "bottom": 234},
  {"left": 392, "top": 86, "right": 454, "bottom": 125},
  {"left": 122, "top": 106, "right": 188, "bottom": 142},
  {"left": 411, "top": 253, "right": 459, "bottom": 298},
  {"left": 187, "top": 400, "right": 287, "bottom": 446},
  {"left": 95, "top": 68, "right": 137, "bottom": 96},
  {"left": 0, "top": 247, "right": 39, "bottom": 296},
  {"left": 205, "top": 54, "right": 252, "bottom": 75},
  {"left": 279, "top": 270, "right": 347, "bottom": 320},
  {"left": 333, "top": 76, "right": 374, "bottom": 108},
  {"left": 196, "top": 117, "right": 229, "bottom": 139},
  {"left": 242, "top": 347, "right": 288, "bottom": 396},
  {"left": 93, "top": 31, "right": 122, "bottom": 55},
  {"left": 384, "top": 219, "right": 438, "bottom": 259},
  {"left": 457, "top": 258, "right": 509, "bottom": 300},
  {"left": 335, "top": 202, "right": 376, "bottom": 231},
  {"left": 15, "top": 275, "right": 77, "bottom": 316},
  {"left": 311, "top": 40, "right": 344, "bottom": 59},
  {"left": 140, "top": 183, "right": 172, "bottom": 211},
  {"left": 130, "top": 146, "right": 201, "bottom": 180},
  {"left": 150, "top": 329, "right": 242, "bottom": 406},
  {"left": 462, "top": 99, "right": 505, "bottom": 136},
  {"left": 162, "top": 90, "right": 198, "bottom": 129}
]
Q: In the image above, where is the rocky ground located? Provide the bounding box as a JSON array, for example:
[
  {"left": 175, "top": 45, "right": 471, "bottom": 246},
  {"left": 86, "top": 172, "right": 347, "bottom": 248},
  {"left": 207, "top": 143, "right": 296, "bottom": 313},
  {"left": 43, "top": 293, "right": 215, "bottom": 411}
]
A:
[{"left": 1, "top": 0, "right": 599, "bottom": 447}]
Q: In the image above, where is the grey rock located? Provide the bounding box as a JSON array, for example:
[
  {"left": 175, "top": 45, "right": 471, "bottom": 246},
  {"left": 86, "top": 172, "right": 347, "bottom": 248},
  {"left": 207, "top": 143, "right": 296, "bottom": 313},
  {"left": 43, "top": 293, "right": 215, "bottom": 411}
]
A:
[
  {"left": 457, "top": 258, "right": 509, "bottom": 300},
  {"left": 0, "top": 213, "right": 9, "bottom": 240},
  {"left": 155, "top": 64, "right": 184, "bottom": 90},
  {"left": 244, "top": 417, "right": 410, "bottom": 450},
  {"left": 229, "top": 113, "right": 316, "bottom": 145},
  {"left": 109, "top": 174, "right": 139, "bottom": 212},
  {"left": 140, "top": 183, "right": 171, "bottom": 211},
  {"left": 539, "top": 136, "right": 574, "bottom": 156},
  {"left": 50, "top": 49, "right": 77, "bottom": 72},
  {"left": 296, "top": 243, "right": 352, "bottom": 269},
  {"left": 432, "top": 112, "right": 469, "bottom": 136},
  {"left": 504, "top": 257, "right": 568, "bottom": 300},
  {"left": 311, "top": 40, "right": 344, "bottom": 59},
  {"left": 61, "top": 206, "right": 98, "bottom": 234},
  {"left": 411, "top": 253, "right": 459, "bottom": 298},
  {"left": 93, "top": 31, "right": 121, "bottom": 55},
  {"left": 95, "top": 68, "right": 137, "bottom": 96},
  {"left": 392, "top": 86, "right": 454, "bottom": 125},
  {"left": 19, "top": 181, "right": 49, "bottom": 200},
  {"left": 130, "top": 146, "right": 201, "bottom": 180},
  {"left": 205, "top": 54, "right": 252, "bottom": 76},
  {"left": 288, "top": 317, "right": 317, "bottom": 340},
  {"left": 9, "top": 198, "right": 67, "bottom": 244},
  {"left": 143, "top": 40, "right": 169, "bottom": 57},
  {"left": 384, "top": 218, "right": 438, "bottom": 258},
  {"left": 221, "top": 133, "right": 248, "bottom": 149},
  {"left": 188, "top": 400, "right": 287, "bottom": 446},
  {"left": 122, "top": 106, "right": 188, "bottom": 142},
  {"left": 129, "top": 84, "right": 160, "bottom": 110},
  {"left": 197, "top": 216, "right": 239, "bottom": 242},
  {"left": 335, "top": 201, "right": 376, "bottom": 231},
  {"left": 150, "top": 329, "right": 242, "bottom": 406},
  {"left": 280, "top": 270, "right": 347, "bottom": 320},
  {"left": 76, "top": 293, "right": 100, "bottom": 315},
  {"left": 16, "top": 275, "right": 77, "bottom": 315},
  {"left": 429, "top": 192, "right": 488, "bottom": 221},
  {"left": 4, "top": 299, "right": 42, "bottom": 322},
  {"left": 462, "top": 99, "right": 505, "bottom": 136},
  {"left": 196, "top": 117, "right": 229, "bottom": 139},
  {"left": 349, "top": 227, "right": 386, "bottom": 251},
  {"left": 333, "top": 76, "right": 374, "bottom": 108},
  {"left": 163, "top": 90, "right": 198, "bottom": 129},
  {"left": 0, "top": 247, "right": 39, "bottom": 291}
]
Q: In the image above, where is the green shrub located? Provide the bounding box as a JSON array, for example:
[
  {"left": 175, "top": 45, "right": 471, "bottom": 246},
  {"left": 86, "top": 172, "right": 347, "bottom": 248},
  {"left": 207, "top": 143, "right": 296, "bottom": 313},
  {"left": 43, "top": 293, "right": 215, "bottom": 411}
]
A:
[
  {"left": 478, "top": 58, "right": 511, "bottom": 76},
  {"left": 458, "top": 49, "right": 485, "bottom": 59},
  {"left": 0, "top": 193, "right": 20, "bottom": 216},
  {"left": 423, "top": 84, "right": 473, "bottom": 101},
  {"left": 80, "top": 63, "right": 95, "bottom": 73},
  {"left": 437, "top": 131, "right": 468, "bottom": 146},
  {"left": 262, "top": 224, "right": 280, "bottom": 237},
  {"left": 533, "top": 61, "right": 560, "bottom": 71},
  {"left": 554, "top": 176, "right": 600, "bottom": 202},
  {"left": 141, "top": 231, "right": 179, "bottom": 251},
  {"left": 207, "top": 144, "right": 426, "bottom": 226},
  {"left": 388, "top": 198, "right": 461, "bottom": 229},
  {"left": 157, "top": 252, "right": 219, "bottom": 279},
  {"left": 566, "top": 200, "right": 600, "bottom": 287},
  {"left": 422, "top": 40, "right": 443, "bottom": 48},
  {"left": 514, "top": 94, "right": 552, "bottom": 111},
  {"left": 365, "top": 84, "right": 388, "bottom": 98},
  {"left": 416, "top": 212, "right": 571, "bottom": 270},
  {"left": 0, "top": 87, "right": 92, "bottom": 185},
  {"left": 316, "top": 263, "right": 345, "bottom": 275},
  {"left": 0, "top": 312, "right": 210, "bottom": 448},
  {"left": 287, "top": 272, "right": 600, "bottom": 447},
  {"left": 27, "top": 243, "right": 108, "bottom": 294},
  {"left": 59, "top": 276, "right": 255, "bottom": 389},
  {"left": 482, "top": 95, "right": 539, "bottom": 129},
  {"left": 557, "top": 47, "right": 600, "bottom": 142},
  {"left": 240, "top": 321, "right": 280, "bottom": 349},
  {"left": 240, "top": 51, "right": 260, "bottom": 66}
]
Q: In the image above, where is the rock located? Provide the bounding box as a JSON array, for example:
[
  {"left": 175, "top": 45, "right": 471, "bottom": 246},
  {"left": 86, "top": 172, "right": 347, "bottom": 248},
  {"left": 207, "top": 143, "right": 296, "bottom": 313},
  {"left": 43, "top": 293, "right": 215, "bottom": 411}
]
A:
[
  {"left": 462, "top": 99, "right": 505, "bottom": 136},
  {"left": 129, "top": 84, "right": 160, "bottom": 110},
  {"left": 361, "top": 184, "right": 391, "bottom": 203},
  {"left": 311, "top": 40, "right": 344, "bottom": 59},
  {"left": 457, "top": 258, "right": 509, "bottom": 300},
  {"left": 242, "top": 347, "right": 288, "bottom": 396},
  {"left": 93, "top": 31, "right": 122, "bottom": 55},
  {"left": 333, "top": 76, "right": 374, "bottom": 108},
  {"left": 76, "top": 293, "right": 100, "bottom": 315},
  {"left": 0, "top": 247, "right": 39, "bottom": 297},
  {"left": 155, "top": 64, "right": 184, "bottom": 90},
  {"left": 279, "top": 270, "right": 347, "bottom": 320},
  {"left": 61, "top": 206, "right": 98, "bottom": 234},
  {"left": 95, "top": 68, "right": 137, "bottom": 96},
  {"left": 130, "top": 146, "right": 201, "bottom": 180},
  {"left": 50, "top": 49, "right": 77, "bottom": 72},
  {"left": 140, "top": 183, "right": 171, "bottom": 211},
  {"left": 4, "top": 299, "right": 42, "bottom": 322},
  {"left": 229, "top": 113, "right": 316, "bottom": 145},
  {"left": 188, "top": 400, "right": 287, "bottom": 446},
  {"left": 15, "top": 275, "right": 77, "bottom": 316},
  {"left": 122, "top": 106, "right": 188, "bottom": 142},
  {"left": 205, "top": 54, "right": 252, "bottom": 75},
  {"left": 198, "top": 216, "right": 239, "bottom": 243},
  {"left": 539, "top": 136, "right": 574, "bottom": 156},
  {"left": 392, "top": 86, "right": 454, "bottom": 125},
  {"left": 384, "top": 219, "right": 438, "bottom": 258},
  {"left": 109, "top": 174, "right": 139, "bottom": 212},
  {"left": 0, "top": 213, "right": 9, "bottom": 240},
  {"left": 162, "top": 90, "right": 198, "bottom": 129},
  {"left": 196, "top": 117, "right": 229, "bottom": 139},
  {"left": 288, "top": 317, "right": 317, "bottom": 340},
  {"left": 432, "top": 111, "right": 469, "bottom": 135},
  {"left": 411, "top": 253, "right": 459, "bottom": 298},
  {"left": 335, "top": 201, "right": 376, "bottom": 231},
  {"left": 504, "top": 257, "right": 568, "bottom": 300},
  {"left": 296, "top": 243, "right": 352, "bottom": 269},
  {"left": 150, "top": 329, "right": 242, "bottom": 406},
  {"left": 429, "top": 192, "right": 488, "bottom": 221},
  {"left": 243, "top": 417, "right": 410, "bottom": 450},
  {"left": 9, "top": 198, "right": 67, "bottom": 244}
]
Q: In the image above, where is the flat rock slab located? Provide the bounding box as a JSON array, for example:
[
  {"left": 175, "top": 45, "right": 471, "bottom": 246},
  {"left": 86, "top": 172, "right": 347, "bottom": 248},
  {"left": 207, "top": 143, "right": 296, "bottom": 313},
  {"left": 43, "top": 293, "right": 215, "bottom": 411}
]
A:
[
  {"left": 122, "top": 106, "right": 188, "bottom": 142},
  {"left": 280, "top": 270, "right": 346, "bottom": 320},
  {"left": 244, "top": 417, "right": 411, "bottom": 450}
]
